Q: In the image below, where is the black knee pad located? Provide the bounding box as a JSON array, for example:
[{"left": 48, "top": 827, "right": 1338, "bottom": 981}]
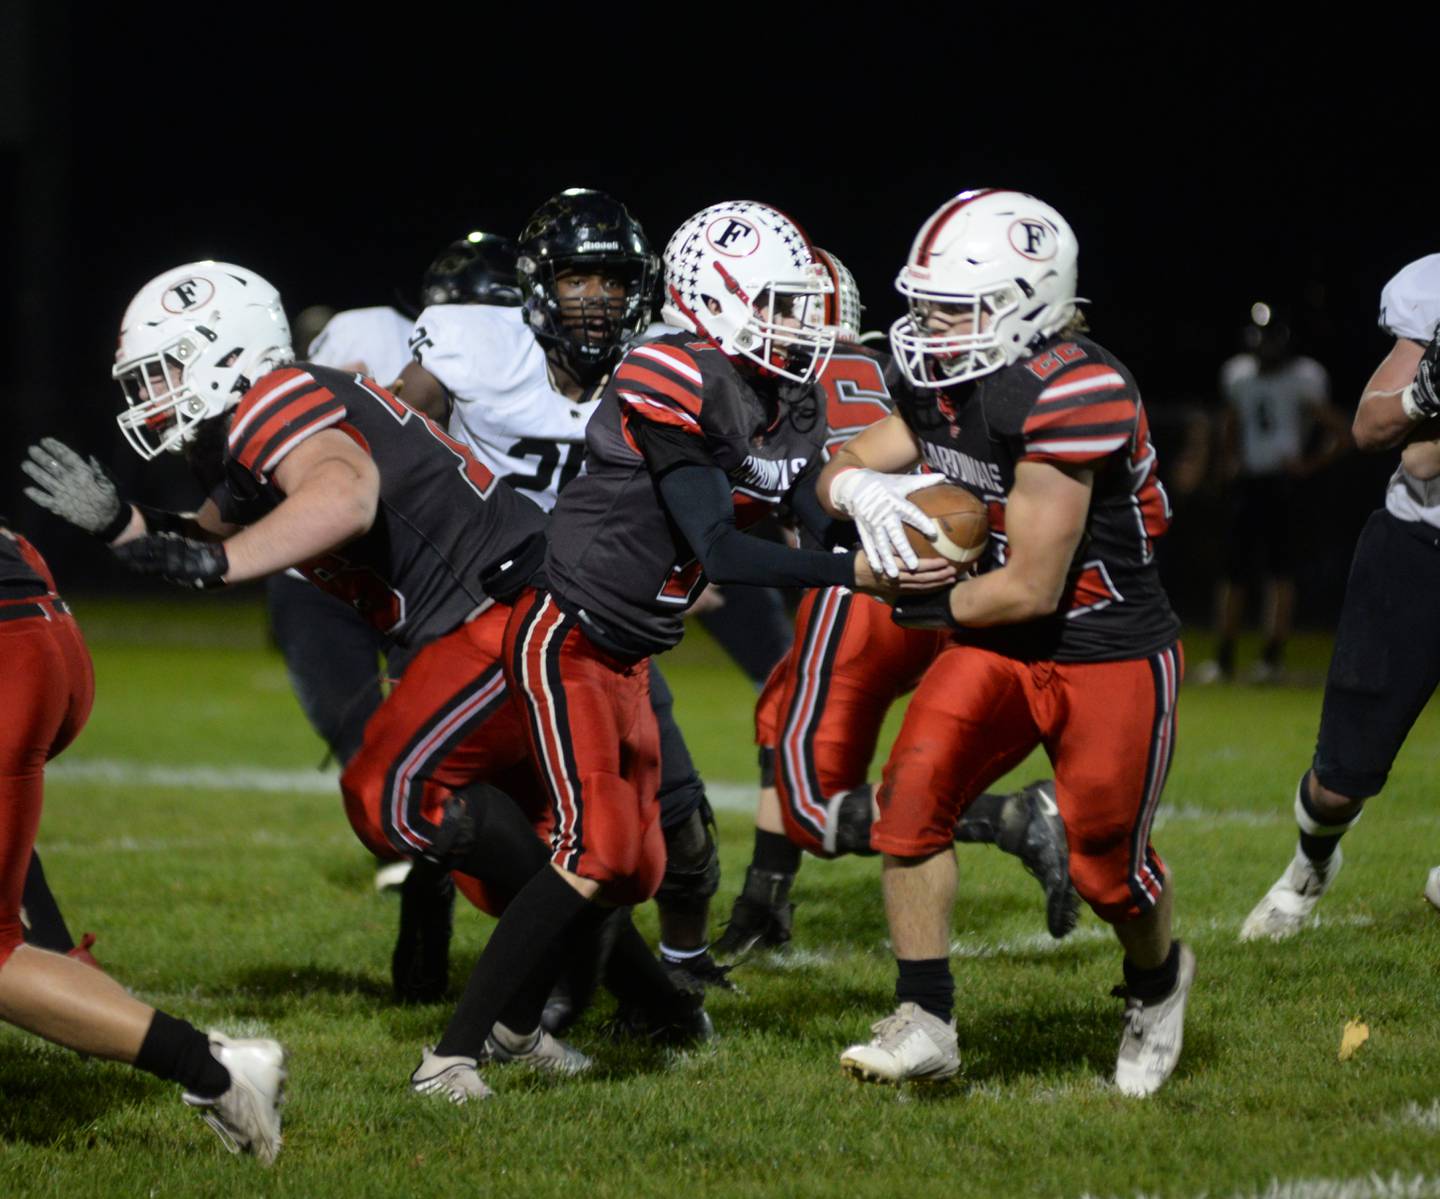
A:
[{"left": 656, "top": 806, "right": 720, "bottom": 913}]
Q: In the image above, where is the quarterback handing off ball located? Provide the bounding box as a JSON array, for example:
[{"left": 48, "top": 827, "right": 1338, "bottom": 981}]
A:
[{"left": 904, "top": 483, "right": 988, "bottom": 565}]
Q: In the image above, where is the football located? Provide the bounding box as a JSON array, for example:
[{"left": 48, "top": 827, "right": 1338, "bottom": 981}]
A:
[{"left": 903, "top": 482, "right": 988, "bottom": 564}]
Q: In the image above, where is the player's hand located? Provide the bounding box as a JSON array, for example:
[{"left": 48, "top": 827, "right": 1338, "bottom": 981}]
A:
[
  {"left": 112, "top": 533, "right": 229, "bottom": 590},
  {"left": 21, "top": 438, "right": 131, "bottom": 541},
  {"left": 1406, "top": 328, "right": 1440, "bottom": 420},
  {"left": 853, "top": 550, "right": 957, "bottom": 598},
  {"left": 828, "top": 468, "right": 945, "bottom": 578},
  {"left": 891, "top": 586, "right": 961, "bottom": 630}
]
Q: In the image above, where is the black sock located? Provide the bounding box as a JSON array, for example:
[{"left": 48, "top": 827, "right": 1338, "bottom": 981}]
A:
[
  {"left": 752, "top": 828, "right": 801, "bottom": 875},
  {"left": 498, "top": 903, "right": 610, "bottom": 1033},
  {"left": 1216, "top": 638, "right": 1236, "bottom": 677},
  {"left": 602, "top": 912, "right": 687, "bottom": 1016},
  {"left": 895, "top": 958, "right": 954, "bottom": 1023},
  {"left": 1123, "top": 940, "right": 1181, "bottom": 1001},
  {"left": 21, "top": 852, "right": 75, "bottom": 953},
  {"left": 952, "top": 792, "right": 1013, "bottom": 846},
  {"left": 1262, "top": 637, "right": 1284, "bottom": 670},
  {"left": 134, "top": 1011, "right": 230, "bottom": 1098},
  {"left": 436, "top": 867, "right": 593, "bottom": 1059},
  {"left": 1295, "top": 770, "right": 1358, "bottom": 864}
]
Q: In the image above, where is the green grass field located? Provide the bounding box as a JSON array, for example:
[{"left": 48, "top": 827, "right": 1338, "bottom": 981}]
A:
[{"left": 3, "top": 595, "right": 1439, "bottom": 1198}]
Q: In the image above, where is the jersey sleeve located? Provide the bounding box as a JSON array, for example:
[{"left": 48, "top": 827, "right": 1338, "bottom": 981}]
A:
[
  {"left": 409, "top": 305, "right": 503, "bottom": 402},
  {"left": 1294, "top": 356, "right": 1331, "bottom": 406},
  {"left": 1379, "top": 255, "right": 1440, "bottom": 343},
  {"left": 1218, "top": 354, "right": 1253, "bottom": 404},
  {"left": 226, "top": 367, "right": 348, "bottom": 482},
  {"left": 611, "top": 341, "right": 706, "bottom": 438},
  {"left": 1019, "top": 360, "right": 1138, "bottom": 467}
]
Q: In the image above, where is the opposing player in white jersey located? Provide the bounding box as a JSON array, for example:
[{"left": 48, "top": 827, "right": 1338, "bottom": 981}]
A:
[
  {"left": 399, "top": 189, "right": 731, "bottom": 996},
  {"left": 308, "top": 232, "right": 522, "bottom": 386},
  {"left": 1196, "top": 309, "right": 1348, "bottom": 683},
  {"left": 1242, "top": 254, "right": 1440, "bottom": 939}
]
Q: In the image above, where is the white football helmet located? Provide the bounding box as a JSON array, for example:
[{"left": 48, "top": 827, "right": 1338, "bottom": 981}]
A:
[
  {"left": 813, "top": 247, "right": 863, "bottom": 344},
  {"left": 890, "top": 190, "right": 1079, "bottom": 388},
  {"left": 113, "top": 261, "right": 294, "bottom": 459},
  {"left": 660, "top": 201, "right": 836, "bottom": 384}
]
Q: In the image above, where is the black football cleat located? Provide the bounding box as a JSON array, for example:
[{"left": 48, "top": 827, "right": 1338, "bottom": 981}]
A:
[
  {"left": 1012, "top": 780, "right": 1080, "bottom": 939},
  {"left": 660, "top": 949, "right": 737, "bottom": 994},
  {"left": 614, "top": 986, "right": 715, "bottom": 1046},
  {"left": 713, "top": 872, "right": 794, "bottom": 961}
]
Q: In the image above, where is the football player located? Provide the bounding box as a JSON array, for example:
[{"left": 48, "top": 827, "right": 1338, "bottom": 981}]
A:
[
  {"left": 0, "top": 521, "right": 285, "bottom": 1163},
  {"left": 719, "top": 247, "right": 1076, "bottom": 958},
  {"left": 1241, "top": 254, "right": 1440, "bottom": 938},
  {"left": 410, "top": 201, "right": 955, "bottom": 1099},
  {"left": 269, "top": 231, "right": 523, "bottom": 780},
  {"left": 397, "top": 190, "right": 730, "bottom": 987},
  {"left": 1195, "top": 307, "right": 1348, "bottom": 684},
  {"left": 821, "top": 191, "right": 1191, "bottom": 1097},
  {"left": 24, "top": 261, "right": 687, "bottom": 1093}
]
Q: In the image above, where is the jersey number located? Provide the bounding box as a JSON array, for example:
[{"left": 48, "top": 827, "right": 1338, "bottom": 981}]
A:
[
  {"left": 816, "top": 356, "right": 891, "bottom": 450},
  {"left": 303, "top": 555, "right": 405, "bottom": 633},
  {"left": 656, "top": 559, "right": 705, "bottom": 605},
  {"left": 504, "top": 438, "right": 583, "bottom": 499},
  {"left": 355, "top": 374, "right": 498, "bottom": 498}
]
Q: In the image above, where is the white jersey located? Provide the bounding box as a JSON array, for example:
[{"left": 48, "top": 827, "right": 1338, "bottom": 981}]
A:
[
  {"left": 408, "top": 305, "right": 597, "bottom": 511},
  {"left": 1219, "top": 353, "right": 1330, "bottom": 476},
  {"left": 305, "top": 307, "right": 414, "bottom": 386},
  {"left": 1379, "top": 255, "right": 1440, "bottom": 528}
]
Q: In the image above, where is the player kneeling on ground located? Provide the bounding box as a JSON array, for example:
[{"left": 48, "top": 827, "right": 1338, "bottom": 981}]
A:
[
  {"left": 822, "top": 191, "right": 1191, "bottom": 1097},
  {"left": 0, "top": 523, "right": 285, "bottom": 1163}
]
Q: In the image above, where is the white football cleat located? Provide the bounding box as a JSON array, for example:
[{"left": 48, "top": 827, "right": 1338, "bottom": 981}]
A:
[
  {"left": 1114, "top": 942, "right": 1196, "bottom": 1098},
  {"left": 840, "top": 1002, "right": 959, "bottom": 1084},
  {"left": 1424, "top": 866, "right": 1440, "bottom": 914},
  {"left": 1240, "top": 846, "right": 1343, "bottom": 942},
  {"left": 410, "top": 1046, "right": 492, "bottom": 1104},
  {"left": 182, "top": 1033, "right": 287, "bottom": 1165},
  {"left": 485, "top": 1023, "right": 592, "bottom": 1076}
]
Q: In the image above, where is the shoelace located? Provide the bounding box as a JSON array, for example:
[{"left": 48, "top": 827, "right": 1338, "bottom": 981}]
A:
[{"left": 1111, "top": 986, "right": 1146, "bottom": 1037}]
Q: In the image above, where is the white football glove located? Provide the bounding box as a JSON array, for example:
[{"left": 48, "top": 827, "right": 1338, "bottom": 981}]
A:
[{"left": 829, "top": 468, "right": 946, "bottom": 577}]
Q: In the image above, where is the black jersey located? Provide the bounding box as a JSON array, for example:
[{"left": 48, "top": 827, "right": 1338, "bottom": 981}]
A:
[
  {"left": 0, "top": 528, "right": 54, "bottom": 597},
  {"left": 544, "top": 333, "right": 830, "bottom": 656},
  {"left": 895, "top": 334, "right": 1179, "bottom": 663},
  {"left": 219, "top": 362, "right": 546, "bottom": 648}
]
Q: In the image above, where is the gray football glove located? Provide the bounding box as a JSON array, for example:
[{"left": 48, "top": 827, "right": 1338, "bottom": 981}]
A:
[{"left": 22, "top": 437, "right": 131, "bottom": 541}]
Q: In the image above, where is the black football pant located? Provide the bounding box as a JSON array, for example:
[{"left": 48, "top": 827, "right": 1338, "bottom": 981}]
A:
[{"left": 265, "top": 572, "right": 386, "bottom": 766}]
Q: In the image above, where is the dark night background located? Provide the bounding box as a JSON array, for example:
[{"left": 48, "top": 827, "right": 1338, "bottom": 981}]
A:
[{"left": 0, "top": 5, "right": 1426, "bottom": 627}]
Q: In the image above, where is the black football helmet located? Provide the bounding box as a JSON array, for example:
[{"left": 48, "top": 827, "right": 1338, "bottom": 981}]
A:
[
  {"left": 517, "top": 188, "right": 656, "bottom": 383},
  {"left": 420, "top": 232, "right": 523, "bottom": 308}
]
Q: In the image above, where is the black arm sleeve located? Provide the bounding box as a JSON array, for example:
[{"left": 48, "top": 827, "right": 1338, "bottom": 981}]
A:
[
  {"left": 656, "top": 463, "right": 856, "bottom": 590},
  {"left": 786, "top": 460, "right": 852, "bottom": 550}
]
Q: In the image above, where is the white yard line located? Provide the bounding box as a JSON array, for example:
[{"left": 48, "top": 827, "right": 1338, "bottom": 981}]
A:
[
  {"left": 48, "top": 758, "right": 1302, "bottom": 823},
  {"left": 1078, "top": 1176, "right": 1440, "bottom": 1199}
]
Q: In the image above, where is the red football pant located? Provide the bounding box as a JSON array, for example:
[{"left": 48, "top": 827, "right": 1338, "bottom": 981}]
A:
[
  {"left": 341, "top": 604, "right": 546, "bottom": 903},
  {"left": 875, "top": 642, "right": 1182, "bottom": 923},
  {"left": 0, "top": 602, "right": 94, "bottom": 969},
  {"left": 755, "top": 588, "right": 946, "bottom": 855},
  {"left": 504, "top": 589, "right": 664, "bottom": 906}
]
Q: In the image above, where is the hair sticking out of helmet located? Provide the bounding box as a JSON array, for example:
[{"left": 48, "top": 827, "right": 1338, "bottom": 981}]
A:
[
  {"left": 659, "top": 201, "right": 837, "bottom": 384},
  {"left": 113, "top": 261, "right": 293, "bottom": 460},
  {"left": 812, "top": 247, "right": 863, "bottom": 343},
  {"left": 516, "top": 189, "right": 656, "bottom": 385},
  {"left": 421, "top": 233, "right": 522, "bottom": 308},
  {"left": 889, "top": 189, "right": 1079, "bottom": 389}
]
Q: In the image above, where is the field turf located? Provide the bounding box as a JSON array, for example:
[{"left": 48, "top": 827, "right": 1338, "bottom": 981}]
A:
[{"left": 2, "top": 595, "right": 1439, "bottom": 1198}]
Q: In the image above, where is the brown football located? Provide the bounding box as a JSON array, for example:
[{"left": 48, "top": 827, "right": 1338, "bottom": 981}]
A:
[{"left": 903, "top": 483, "right": 988, "bottom": 564}]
